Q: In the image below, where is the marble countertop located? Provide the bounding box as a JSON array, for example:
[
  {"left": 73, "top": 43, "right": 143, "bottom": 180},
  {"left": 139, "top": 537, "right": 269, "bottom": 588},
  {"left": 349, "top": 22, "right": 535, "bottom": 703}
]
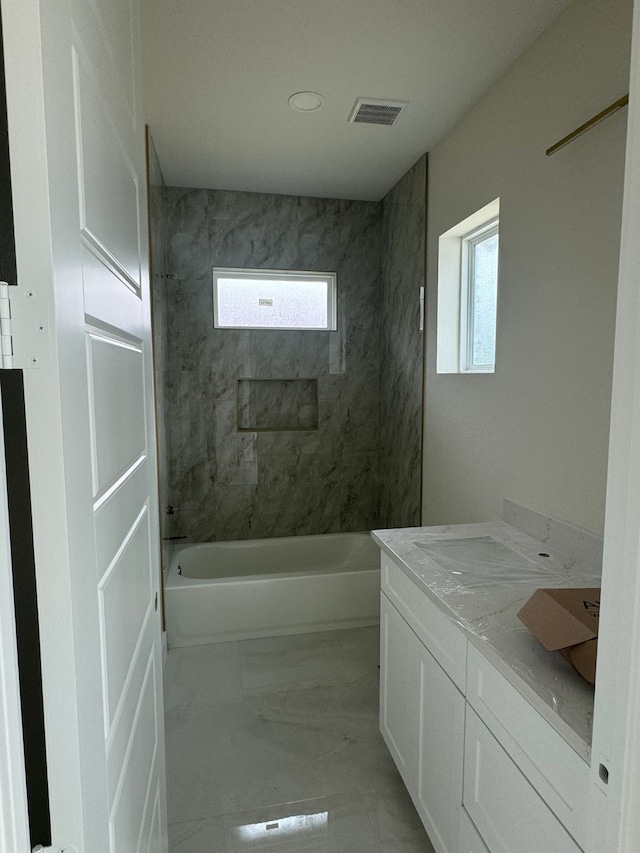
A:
[{"left": 372, "top": 521, "right": 601, "bottom": 763}]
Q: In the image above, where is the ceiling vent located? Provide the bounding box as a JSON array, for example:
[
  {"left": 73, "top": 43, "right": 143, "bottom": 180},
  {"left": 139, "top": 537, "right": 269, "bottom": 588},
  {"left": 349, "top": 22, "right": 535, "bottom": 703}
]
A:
[{"left": 349, "top": 98, "right": 408, "bottom": 127}]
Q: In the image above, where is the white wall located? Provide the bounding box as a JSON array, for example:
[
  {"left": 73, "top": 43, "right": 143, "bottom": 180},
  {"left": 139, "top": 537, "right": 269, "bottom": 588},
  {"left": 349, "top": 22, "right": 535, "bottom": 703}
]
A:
[{"left": 423, "top": 0, "right": 632, "bottom": 534}]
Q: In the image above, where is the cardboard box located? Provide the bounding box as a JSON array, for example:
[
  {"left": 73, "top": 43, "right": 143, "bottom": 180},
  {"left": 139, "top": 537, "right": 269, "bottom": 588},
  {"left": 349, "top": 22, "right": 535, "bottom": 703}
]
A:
[{"left": 517, "top": 588, "right": 600, "bottom": 685}]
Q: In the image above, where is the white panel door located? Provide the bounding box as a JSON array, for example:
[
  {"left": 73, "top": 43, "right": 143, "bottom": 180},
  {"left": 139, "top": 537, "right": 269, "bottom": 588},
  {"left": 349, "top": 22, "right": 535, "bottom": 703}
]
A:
[
  {"left": 458, "top": 809, "right": 490, "bottom": 853},
  {"left": 1, "top": 0, "right": 167, "bottom": 849}
]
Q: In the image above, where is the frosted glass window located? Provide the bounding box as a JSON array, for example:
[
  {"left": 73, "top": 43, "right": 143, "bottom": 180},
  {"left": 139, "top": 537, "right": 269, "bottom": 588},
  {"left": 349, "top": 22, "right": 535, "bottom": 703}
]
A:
[
  {"left": 466, "top": 227, "right": 499, "bottom": 369},
  {"left": 213, "top": 268, "right": 337, "bottom": 330}
]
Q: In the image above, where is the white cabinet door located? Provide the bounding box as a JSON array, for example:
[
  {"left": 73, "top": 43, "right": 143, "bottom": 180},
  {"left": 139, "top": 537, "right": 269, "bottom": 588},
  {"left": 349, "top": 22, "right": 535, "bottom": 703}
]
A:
[
  {"left": 381, "top": 592, "right": 465, "bottom": 853},
  {"left": 415, "top": 639, "right": 465, "bottom": 853},
  {"left": 380, "top": 593, "right": 420, "bottom": 790},
  {"left": 464, "top": 707, "right": 582, "bottom": 853}
]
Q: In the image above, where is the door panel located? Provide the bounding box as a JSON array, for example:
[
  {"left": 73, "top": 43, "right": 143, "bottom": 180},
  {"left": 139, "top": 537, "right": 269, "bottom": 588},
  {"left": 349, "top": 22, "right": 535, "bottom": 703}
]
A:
[
  {"left": 147, "top": 787, "right": 163, "bottom": 853},
  {"left": 110, "top": 650, "right": 158, "bottom": 853},
  {"left": 87, "top": 332, "right": 146, "bottom": 495},
  {"left": 2, "top": 0, "right": 168, "bottom": 847},
  {"left": 105, "top": 630, "right": 156, "bottom": 801},
  {"left": 82, "top": 0, "right": 137, "bottom": 120},
  {"left": 98, "top": 507, "right": 152, "bottom": 727},
  {"left": 73, "top": 48, "right": 141, "bottom": 288},
  {"left": 82, "top": 246, "right": 143, "bottom": 338},
  {"left": 95, "top": 460, "right": 148, "bottom": 577}
]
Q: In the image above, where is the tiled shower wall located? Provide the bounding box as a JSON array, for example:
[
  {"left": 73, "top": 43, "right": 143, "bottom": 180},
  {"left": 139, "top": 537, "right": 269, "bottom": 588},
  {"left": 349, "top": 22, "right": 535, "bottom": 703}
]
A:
[
  {"left": 163, "top": 189, "right": 383, "bottom": 542},
  {"left": 151, "top": 161, "right": 425, "bottom": 543},
  {"left": 379, "top": 156, "right": 426, "bottom": 528}
]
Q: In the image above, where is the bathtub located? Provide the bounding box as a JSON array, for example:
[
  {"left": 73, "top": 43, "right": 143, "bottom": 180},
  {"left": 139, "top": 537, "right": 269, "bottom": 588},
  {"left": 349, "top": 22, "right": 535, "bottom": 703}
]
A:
[{"left": 165, "top": 531, "right": 381, "bottom": 647}]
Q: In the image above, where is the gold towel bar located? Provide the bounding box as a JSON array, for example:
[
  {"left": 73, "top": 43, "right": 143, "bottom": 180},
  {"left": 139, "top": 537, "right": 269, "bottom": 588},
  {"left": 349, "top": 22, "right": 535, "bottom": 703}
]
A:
[{"left": 546, "top": 95, "right": 629, "bottom": 156}]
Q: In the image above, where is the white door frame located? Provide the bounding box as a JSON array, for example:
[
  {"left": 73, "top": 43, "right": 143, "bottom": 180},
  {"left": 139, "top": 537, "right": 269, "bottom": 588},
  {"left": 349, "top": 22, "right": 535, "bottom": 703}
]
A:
[
  {"left": 1, "top": 0, "right": 87, "bottom": 845},
  {"left": 0, "top": 0, "right": 46, "bottom": 849},
  {"left": 588, "top": 1, "right": 640, "bottom": 848}
]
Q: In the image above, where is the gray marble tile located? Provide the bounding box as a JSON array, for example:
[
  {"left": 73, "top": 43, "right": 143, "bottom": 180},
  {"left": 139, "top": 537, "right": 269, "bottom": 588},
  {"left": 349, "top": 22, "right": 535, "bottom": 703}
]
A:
[
  {"left": 384, "top": 154, "right": 427, "bottom": 210},
  {"left": 503, "top": 499, "right": 603, "bottom": 570},
  {"left": 166, "top": 279, "right": 214, "bottom": 372},
  {"left": 164, "top": 187, "right": 381, "bottom": 541},
  {"left": 339, "top": 372, "right": 380, "bottom": 454},
  {"left": 212, "top": 484, "right": 257, "bottom": 542},
  {"left": 209, "top": 190, "right": 300, "bottom": 269},
  {"left": 340, "top": 454, "right": 380, "bottom": 533},
  {"left": 378, "top": 155, "right": 426, "bottom": 529},
  {"left": 155, "top": 178, "right": 425, "bottom": 542},
  {"left": 249, "top": 329, "right": 330, "bottom": 380},
  {"left": 168, "top": 792, "right": 379, "bottom": 853},
  {"left": 238, "top": 378, "right": 319, "bottom": 431},
  {"left": 166, "top": 187, "right": 212, "bottom": 280},
  {"left": 238, "top": 627, "right": 379, "bottom": 697},
  {"left": 163, "top": 628, "right": 431, "bottom": 853},
  {"left": 362, "top": 783, "right": 436, "bottom": 853},
  {"left": 165, "top": 675, "right": 399, "bottom": 823},
  {"left": 298, "top": 195, "right": 343, "bottom": 270},
  {"left": 164, "top": 642, "right": 243, "bottom": 712}
]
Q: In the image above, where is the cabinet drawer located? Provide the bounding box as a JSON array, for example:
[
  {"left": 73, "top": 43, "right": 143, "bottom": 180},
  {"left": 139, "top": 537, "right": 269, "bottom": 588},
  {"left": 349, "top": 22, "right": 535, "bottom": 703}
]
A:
[
  {"left": 466, "top": 643, "right": 588, "bottom": 846},
  {"left": 381, "top": 553, "right": 467, "bottom": 690},
  {"left": 464, "top": 707, "right": 582, "bottom": 853}
]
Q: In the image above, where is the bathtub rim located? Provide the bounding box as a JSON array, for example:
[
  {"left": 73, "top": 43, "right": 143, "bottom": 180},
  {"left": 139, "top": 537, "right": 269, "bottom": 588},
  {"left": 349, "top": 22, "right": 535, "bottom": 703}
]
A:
[{"left": 166, "top": 531, "right": 380, "bottom": 587}]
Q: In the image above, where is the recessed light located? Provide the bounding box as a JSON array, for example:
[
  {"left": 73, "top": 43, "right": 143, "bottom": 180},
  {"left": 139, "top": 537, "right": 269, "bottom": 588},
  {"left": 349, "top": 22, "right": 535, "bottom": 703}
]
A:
[{"left": 288, "top": 91, "right": 325, "bottom": 112}]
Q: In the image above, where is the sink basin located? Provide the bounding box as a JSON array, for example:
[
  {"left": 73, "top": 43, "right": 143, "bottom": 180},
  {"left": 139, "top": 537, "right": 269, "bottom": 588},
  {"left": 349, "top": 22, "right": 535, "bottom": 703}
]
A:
[{"left": 414, "top": 536, "right": 559, "bottom": 588}]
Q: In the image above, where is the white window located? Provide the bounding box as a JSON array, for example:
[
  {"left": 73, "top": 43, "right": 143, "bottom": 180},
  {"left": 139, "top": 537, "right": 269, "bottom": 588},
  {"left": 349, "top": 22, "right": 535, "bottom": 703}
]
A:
[
  {"left": 213, "top": 267, "right": 337, "bottom": 331},
  {"left": 460, "top": 219, "right": 499, "bottom": 371},
  {"left": 437, "top": 199, "right": 500, "bottom": 374}
]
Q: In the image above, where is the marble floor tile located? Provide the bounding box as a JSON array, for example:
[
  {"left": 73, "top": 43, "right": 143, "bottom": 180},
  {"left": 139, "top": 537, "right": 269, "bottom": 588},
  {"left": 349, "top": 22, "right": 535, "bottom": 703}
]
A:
[
  {"left": 165, "top": 628, "right": 435, "bottom": 852},
  {"left": 362, "top": 782, "right": 436, "bottom": 853},
  {"left": 168, "top": 793, "right": 379, "bottom": 853},
  {"left": 337, "top": 625, "right": 380, "bottom": 671},
  {"left": 238, "top": 626, "right": 378, "bottom": 697},
  {"left": 164, "top": 641, "right": 243, "bottom": 712},
  {"left": 165, "top": 675, "right": 399, "bottom": 823}
]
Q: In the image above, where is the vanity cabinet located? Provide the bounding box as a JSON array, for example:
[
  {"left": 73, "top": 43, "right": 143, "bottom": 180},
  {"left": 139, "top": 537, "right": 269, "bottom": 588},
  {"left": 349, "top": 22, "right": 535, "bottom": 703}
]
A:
[
  {"left": 380, "top": 593, "right": 421, "bottom": 787},
  {"left": 380, "top": 594, "right": 465, "bottom": 853},
  {"left": 379, "top": 551, "right": 589, "bottom": 853},
  {"left": 463, "top": 707, "right": 581, "bottom": 853}
]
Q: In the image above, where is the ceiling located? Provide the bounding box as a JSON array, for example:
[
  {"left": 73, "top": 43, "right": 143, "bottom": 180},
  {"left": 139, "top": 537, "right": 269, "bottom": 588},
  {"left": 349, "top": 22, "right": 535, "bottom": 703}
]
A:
[{"left": 140, "top": 0, "right": 569, "bottom": 201}]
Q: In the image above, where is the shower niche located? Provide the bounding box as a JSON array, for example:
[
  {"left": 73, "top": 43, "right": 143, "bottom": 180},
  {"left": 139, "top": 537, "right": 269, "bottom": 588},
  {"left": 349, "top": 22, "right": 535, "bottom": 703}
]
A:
[{"left": 237, "top": 378, "right": 319, "bottom": 432}]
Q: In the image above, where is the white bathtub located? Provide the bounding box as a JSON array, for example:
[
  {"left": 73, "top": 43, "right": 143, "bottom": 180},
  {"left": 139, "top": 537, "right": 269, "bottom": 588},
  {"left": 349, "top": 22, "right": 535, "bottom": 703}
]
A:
[{"left": 165, "top": 531, "right": 381, "bottom": 647}]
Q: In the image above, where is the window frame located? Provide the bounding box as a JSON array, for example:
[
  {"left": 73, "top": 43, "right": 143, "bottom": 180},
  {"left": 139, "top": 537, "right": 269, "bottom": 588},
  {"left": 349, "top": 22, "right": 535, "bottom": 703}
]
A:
[
  {"left": 436, "top": 197, "right": 500, "bottom": 375},
  {"left": 459, "top": 218, "right": 499, "bottom": 373},
  {"left": 212, "top": 267, "right": 338, "bottom": 331}
]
